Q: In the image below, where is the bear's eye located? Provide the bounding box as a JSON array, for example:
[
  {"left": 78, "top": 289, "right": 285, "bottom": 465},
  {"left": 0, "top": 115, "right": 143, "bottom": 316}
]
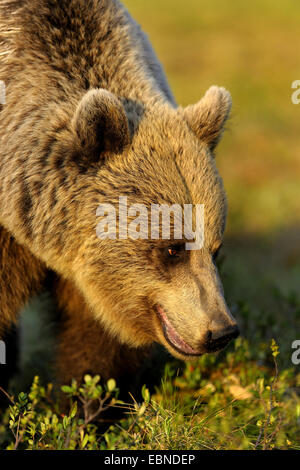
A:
[
  {"left": 168, "top": 248, "right": 178, "bottom": 257},
  {"left": 163, "top": 244, "right": 186, "bottom": 264}
]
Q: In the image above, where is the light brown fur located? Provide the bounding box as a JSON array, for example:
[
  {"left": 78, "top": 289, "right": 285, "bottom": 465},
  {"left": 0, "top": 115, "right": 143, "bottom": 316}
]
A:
[{"left": 0, "top": 0, "right": 237, "bottom": 390}]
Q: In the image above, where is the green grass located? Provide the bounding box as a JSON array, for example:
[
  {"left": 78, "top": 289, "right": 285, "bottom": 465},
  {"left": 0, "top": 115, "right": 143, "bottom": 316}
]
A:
[
  {"left": 1, "top": 0, "right": 300, "bottom": 450},
  {"left": 1, "top": 339, "right": 299, "bottom": 450}
]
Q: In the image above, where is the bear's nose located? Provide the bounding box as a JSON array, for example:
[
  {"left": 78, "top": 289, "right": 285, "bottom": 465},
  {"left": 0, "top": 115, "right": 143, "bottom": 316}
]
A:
[{"left": 204, "top": 325, "right": 240, "bottom": 353}]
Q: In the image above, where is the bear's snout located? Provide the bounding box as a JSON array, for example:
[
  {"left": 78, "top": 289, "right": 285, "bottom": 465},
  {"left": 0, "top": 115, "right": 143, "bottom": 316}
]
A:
[
  {"left": 202, "top": 325, "right": 240, "bottom": 353},
  {"left": 155, "top": 302, "right": 239, "bottom": 358}
]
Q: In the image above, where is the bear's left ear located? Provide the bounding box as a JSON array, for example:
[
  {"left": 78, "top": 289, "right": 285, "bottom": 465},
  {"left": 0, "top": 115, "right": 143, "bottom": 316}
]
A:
[
  {"left": 72, "top": 88, "right": 130, "bottom": 158},
  {"left": 182, "top": 86, "right": 232, "bottom": 151}
]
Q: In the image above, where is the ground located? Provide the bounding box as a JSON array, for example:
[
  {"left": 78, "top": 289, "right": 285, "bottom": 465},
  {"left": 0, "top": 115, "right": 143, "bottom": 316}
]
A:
[{"left": 0, "top": 0, "right": 299, "bottom": 450}]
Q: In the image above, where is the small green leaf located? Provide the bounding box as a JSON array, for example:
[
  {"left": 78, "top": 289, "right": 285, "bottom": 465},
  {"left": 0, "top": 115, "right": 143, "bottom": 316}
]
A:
[
  {"left": 107, "top": 378, "right": 116, "bottom": 392},
  {"left": 138, "top": 403, "right": 147, "bottom": 416},
  {"left": 61, "top": 385, "right": 73, "bottom": 394},
  {"left": 82, "top": 434, "right": 89, "bottom": 449},
  {"left": 63, "top": 416, "right": 69, "bottom": 430},
  {"left": 141, "top": 385, "right": 150, "bottom": 403},
  {"left": 70, "top": 401, "right": 77, "bottom": 418}
]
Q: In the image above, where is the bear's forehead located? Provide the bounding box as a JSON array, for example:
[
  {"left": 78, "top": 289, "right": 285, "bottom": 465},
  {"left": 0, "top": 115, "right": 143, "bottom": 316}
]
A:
[
  {"left": 98, "top": 104, "right": 227, "bottom": 236},
  {"left": 100, "top": 151, "right": 226, "bottom": 226}
]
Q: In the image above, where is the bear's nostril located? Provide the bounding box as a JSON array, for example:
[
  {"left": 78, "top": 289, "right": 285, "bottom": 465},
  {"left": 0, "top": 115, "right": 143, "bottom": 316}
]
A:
[
  {"left": 204, "top": 330, "right": 212, "bottom": 344},
  {"left": 205, "top": 325, "right": 239, "bottom": 352}
]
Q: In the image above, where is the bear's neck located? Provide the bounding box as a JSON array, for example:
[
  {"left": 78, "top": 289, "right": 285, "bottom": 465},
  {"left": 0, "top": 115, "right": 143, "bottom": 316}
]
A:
[{"left": 1, "top": 0, "right": 175, "bottom": 109}]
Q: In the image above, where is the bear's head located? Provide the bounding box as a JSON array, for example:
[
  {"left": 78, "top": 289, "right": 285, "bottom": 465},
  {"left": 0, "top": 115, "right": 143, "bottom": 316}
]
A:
[{"left": 61, "top": 86, "right": 239, "bottom": 360}]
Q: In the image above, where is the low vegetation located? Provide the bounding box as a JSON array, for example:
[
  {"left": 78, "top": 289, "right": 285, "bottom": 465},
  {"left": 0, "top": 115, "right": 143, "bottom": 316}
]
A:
[{"left": 0, "top": 335, "right": 299, "bottom": 450}]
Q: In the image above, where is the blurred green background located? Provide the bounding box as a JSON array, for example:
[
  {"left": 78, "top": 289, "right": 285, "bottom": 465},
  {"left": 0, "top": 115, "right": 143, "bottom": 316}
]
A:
[{"left": 122, "top": 0, "right": 300, "bottom": 366}]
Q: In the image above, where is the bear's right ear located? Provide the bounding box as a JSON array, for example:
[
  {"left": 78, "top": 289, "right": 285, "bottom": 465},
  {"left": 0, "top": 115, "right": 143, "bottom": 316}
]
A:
[
  {"left": 182, "top": 86, "right": 232, "bottom": 151},
  {"left": 72, "top": 88, "right": 130, "bottom": 158}
]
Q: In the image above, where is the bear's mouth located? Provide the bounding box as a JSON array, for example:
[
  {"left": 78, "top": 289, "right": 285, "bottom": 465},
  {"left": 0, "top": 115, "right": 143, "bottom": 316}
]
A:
[{"left": 155, "top": 304, "right": 202, "bottom": 357}]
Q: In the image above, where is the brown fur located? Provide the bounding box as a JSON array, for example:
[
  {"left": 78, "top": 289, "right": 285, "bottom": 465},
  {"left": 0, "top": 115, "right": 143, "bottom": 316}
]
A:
[
  {"left": 0, "top": 0, "right": 237, "bottom": 390},
  {"left": 54, "top": 277, "right": 153, "bottom": 387},
  {"left": 0, "top": 226, "right": 46, "bottom": 334}
]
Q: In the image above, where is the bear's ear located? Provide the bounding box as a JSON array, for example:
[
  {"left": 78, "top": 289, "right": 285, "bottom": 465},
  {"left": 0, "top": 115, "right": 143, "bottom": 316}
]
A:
[
  {"left": 182, "top": 86, "right": 232, "bottom": 151},
  {"left": 72, "top": 88, "right": 130, "bottom": 157}
]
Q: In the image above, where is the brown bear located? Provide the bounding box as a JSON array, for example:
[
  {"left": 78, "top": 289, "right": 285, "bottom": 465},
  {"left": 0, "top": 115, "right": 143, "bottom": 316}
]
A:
[{"left": 0, "top": 0, "right": 238, "bottom": 395}]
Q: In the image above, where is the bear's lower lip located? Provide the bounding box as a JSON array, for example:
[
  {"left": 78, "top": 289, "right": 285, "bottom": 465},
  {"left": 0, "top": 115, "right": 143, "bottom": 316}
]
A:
[{"left": 155, "top": 305, "right": 202, "bottom": 357}]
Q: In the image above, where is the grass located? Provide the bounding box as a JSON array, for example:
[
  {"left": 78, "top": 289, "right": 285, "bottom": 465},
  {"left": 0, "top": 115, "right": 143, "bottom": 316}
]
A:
[
  {"left": 1, "top": 0, "right": 300, "bottom": 450},
  {"left": 0, "top": 339, "right": 299, "bottom": 450}
]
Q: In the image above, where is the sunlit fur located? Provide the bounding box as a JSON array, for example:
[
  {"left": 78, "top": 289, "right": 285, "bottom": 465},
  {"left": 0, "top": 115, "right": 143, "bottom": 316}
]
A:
[{"left": 0, "top": 0, "right": 234, "bottom": 385}]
